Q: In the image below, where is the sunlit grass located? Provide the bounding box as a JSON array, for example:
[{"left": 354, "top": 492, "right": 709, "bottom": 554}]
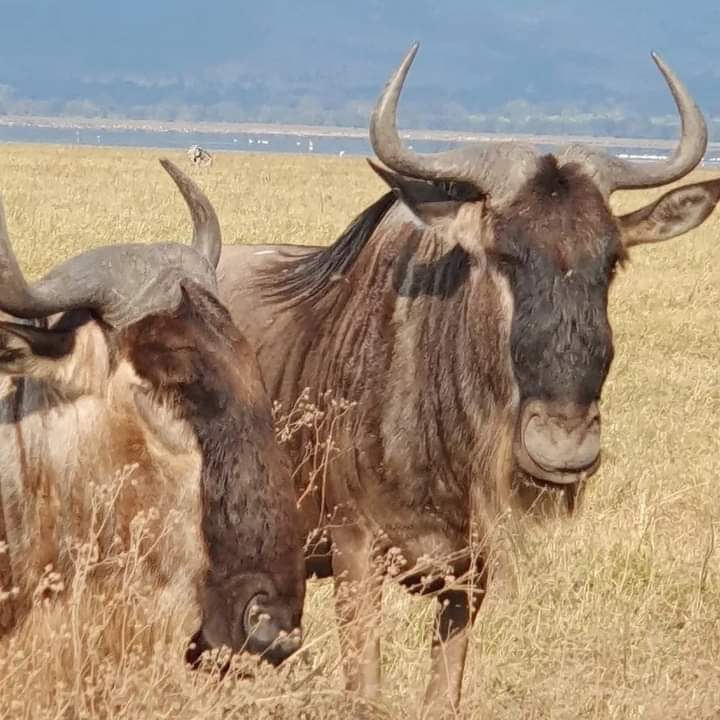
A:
[{"left": 0, "top": 144, "right": 718, "bottom": 719}]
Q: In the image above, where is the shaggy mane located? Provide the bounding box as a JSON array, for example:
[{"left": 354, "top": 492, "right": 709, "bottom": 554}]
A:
[{"left": 256, "top": 192, "right": 396, "bottom": 306}]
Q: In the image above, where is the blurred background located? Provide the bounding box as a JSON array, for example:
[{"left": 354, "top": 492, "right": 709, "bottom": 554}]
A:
[{"left": 0, "top": 1, "right": 718, "bottom": 154}]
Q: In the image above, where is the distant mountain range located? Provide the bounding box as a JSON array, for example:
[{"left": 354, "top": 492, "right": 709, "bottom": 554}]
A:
[{"left": 1, "top": 1, "right": 718, "bottom": 138}]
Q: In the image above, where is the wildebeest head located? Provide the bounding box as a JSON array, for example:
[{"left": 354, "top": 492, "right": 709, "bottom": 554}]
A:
[
  {"left": 0, "top": 160, "right": 304, "bottom": 665},
  {"left": 368, "top": 44, "right": 720, "bottom": 487}
]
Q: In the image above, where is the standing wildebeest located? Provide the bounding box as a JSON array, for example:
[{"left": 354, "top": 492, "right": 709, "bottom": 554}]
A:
[
  {"left": 217, "top": 45, "right": 720, "bottom": 712},
  {"left": 0, "top": 159, "right": 305, "bottom": 667}
]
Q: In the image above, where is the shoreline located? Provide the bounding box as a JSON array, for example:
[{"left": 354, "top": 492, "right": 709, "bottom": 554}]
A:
[{"left": 2, "top": 114, "right": 720, "bottom": 153}]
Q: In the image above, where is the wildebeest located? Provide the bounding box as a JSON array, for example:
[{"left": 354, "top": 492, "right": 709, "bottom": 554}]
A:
[
  {"left": 217, "top": 44, "right": 720, "bottom": 712},
  {"left": 188, "top": 145, "right": 214, "bottom": 167},
  {"left": 0, "top": 159, "right": 305, "bottom": 668}
]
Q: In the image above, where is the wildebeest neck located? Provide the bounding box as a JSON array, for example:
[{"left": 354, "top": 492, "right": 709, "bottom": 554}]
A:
[
  {"left": 380, "top": 217, "right": 517, "bottom": 509},
  {"left": 255, "top": 202, "right": 517, "bottom": 525},
  {"left": 392, "top": 239, "right": 472, "bottom": 299}
]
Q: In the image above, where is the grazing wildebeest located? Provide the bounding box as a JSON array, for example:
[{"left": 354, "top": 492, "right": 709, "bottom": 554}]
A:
[
  {"left": 217, "top": 44, "right": 720, "bottom": 713},
  {"left": 0, "top": 159, "right": 305, "bottom": 668},
  {"left": 188, "top": 145, "right": 214, "bottom": 167}
]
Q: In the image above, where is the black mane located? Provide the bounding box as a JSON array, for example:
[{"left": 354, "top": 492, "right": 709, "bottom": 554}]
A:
[
  {"left": 258, "top": 191, "right": 396, "bottom": 306},
  {"left": 256, "top": 174, "right": 484, "bottom": 307}
]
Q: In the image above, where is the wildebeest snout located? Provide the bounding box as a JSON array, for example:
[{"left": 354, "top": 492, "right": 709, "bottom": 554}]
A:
[
  {"left": 242, "top": 595, "right": 303, "bottom": 666},
  {"left": 516, "top": 400, "right": 601, "bottom": 484},
  {"left": 185, "top": 577, "right": 303, "bottom": 670}
]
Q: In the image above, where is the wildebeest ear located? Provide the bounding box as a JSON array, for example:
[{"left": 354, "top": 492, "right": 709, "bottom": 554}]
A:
[
  {"left": 0, "top": 321, "right": 75, "bottom": 376},
  {"left": 367, "top": 159, "right": 486, "bottom": 249},
  {"left": 617, "top": 177, "right": 720, "bottom": 248}
]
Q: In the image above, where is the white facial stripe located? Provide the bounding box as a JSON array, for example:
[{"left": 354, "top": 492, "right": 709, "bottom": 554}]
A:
[
  {"left": 491, "top": 269, "right": 520, "bottom": 411},
  {"left": 112, "top": 360, "right": 200, "bottom": 455}
]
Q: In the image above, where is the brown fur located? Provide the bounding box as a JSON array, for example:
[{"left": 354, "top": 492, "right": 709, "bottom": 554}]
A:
[
  {"left": 216, "top": 156, "right": 720, "bottom": 712},
  {"left": 0, "top": 283, "right": 305, "bottom": 665}
]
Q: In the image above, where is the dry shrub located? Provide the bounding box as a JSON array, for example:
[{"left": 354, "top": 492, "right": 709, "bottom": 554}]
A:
[
  {"left": 0, "top": 145, "right": 718, "bottom": 719},
  {"left": 0, "top": 464, "right": 364, "bottom": 720}
]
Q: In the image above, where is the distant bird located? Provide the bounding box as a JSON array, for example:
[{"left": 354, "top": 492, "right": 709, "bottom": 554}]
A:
[{"left": 187, "top": 145, "right": 213, "bottom": 167}]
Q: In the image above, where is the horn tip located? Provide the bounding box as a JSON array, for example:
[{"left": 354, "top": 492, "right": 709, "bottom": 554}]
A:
[{"left": 650, "top": 51, "right": 667, "bottom": 71}]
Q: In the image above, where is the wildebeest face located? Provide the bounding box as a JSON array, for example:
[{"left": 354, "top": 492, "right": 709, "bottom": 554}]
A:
[
  {"left": 125, "top": 285, "right": 306, "bottom": 667},
  {"left": 371, "top": 158, "right": 720, "bottom": 485},
  {"left": 367, "top": 43, "right": 720, "bottom": 488},
  {"left": 0, "top": 284, "right": 304, "bottom": 664},
  {"left": 0, "top": 158, "right": 304, "bottom": 664},
  {"left": 487, "top": 158, "right": 620, "bottom": 484}
]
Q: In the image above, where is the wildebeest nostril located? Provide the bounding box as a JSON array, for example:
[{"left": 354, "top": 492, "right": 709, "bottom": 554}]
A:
[
  {"left": 241, "top": 596, "right": 302, "bottom": 665},
  {"left": 185, "top": 628, "right": 211, "bottom": 669},
  {"left": 521, "top": 401, "right": 601, "bottom": 473},
  {"left": 261, "top": 627, "right": 303, "bottom": 667}
]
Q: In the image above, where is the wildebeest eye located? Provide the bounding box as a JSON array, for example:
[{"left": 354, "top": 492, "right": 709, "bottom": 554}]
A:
[
  {"left": 487, "top": 247, "right": 521, "bottom": 271},
  {"left": 436, "top": 180, "right": 483, "bottom": 203},
  {"left": 134, "top": 342, "right": 200, "bottom": 386}
]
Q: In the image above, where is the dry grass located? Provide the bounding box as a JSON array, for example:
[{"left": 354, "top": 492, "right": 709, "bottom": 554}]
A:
[{"left": 0, "top": 144, "right": 719, "bottom": 719}]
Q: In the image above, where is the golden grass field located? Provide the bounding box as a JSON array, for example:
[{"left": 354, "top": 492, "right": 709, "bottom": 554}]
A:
[{"left": 0, "top": 144, "right": 718, "bottom": 719}]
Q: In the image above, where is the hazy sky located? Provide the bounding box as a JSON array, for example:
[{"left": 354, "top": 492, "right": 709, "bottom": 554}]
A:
[{"left": 0, "top": 1, "right": 717, "bottom": 126}]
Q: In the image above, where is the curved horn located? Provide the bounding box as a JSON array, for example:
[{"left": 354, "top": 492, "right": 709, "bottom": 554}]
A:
[
  {"left": 0, "top": 194, "right": 77, "bottom": 319},
  {"left": 159, "top": 158, "right": 222, "bottom": 268},
  {"left": 0, "top": 196, "right": 151, "bottom": 321},
  {"left": 561, "top": 53, "right": 707, "bottom": 193},
  {"left": 0, "top": 179, "right": 218, "bottom": 326},
  {"left": 373, "top": 46, "right": 707, "bottom": 200},
  {"left": 370, "top": 44, "right": 537, "bottom": 197}
]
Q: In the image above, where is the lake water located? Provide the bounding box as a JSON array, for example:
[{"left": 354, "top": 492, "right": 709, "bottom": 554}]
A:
[{"left": 2, "top": 123, "right": 720, "bottom": 167}]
